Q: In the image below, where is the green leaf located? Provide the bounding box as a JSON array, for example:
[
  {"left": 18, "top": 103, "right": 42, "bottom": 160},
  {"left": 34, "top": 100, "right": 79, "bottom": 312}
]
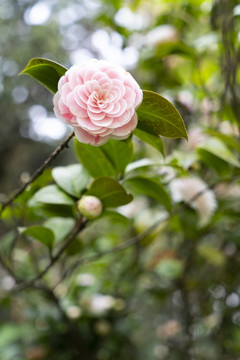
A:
[
  {"left": 101, "top": 138, "right": 134, "bottom": 174},
  {"left": 206, "top": 129, "right": 240, "bottom": 153},
  {"left": 125, "top": 176, "right": 172, "bottom": 211},
  {"left": 21, "top": 226, "right": 55, "bottom": 249},
  {"left": 30, "top": 185, "right": 75, "bottom": 205},
  {"left": 29, "top": 203, "right": 75, "bottom": 219},
  {"left": 100, "top": 210, "right": 130, "bottom": 224},
  {"left": 134, "top": 128, "right": 165, "bottom": 155},
  {"left": 19, "top": 57, "right": 67, "bottom": 94},
  {"left": 88, "top": 177, "right": 133, "bottom": 207},
  {"left": 126, "top": 159, "right": 159, "bottom": 173},
  {"left": 155, "top": 41, "right": 195, "bottom": 59},
  {"left": 198, "top": 138, "right": 240, "bottom": 168},
  {"left": 52, "top": 164, "right": 90, "bottom": 198},
  {"left": 74, "top": 139, "right": 116, "bottom": 178},
  {"left": 155, "top": 259, "right": 183, "bottom": 279},
  {"left": 197, "top": 244, "right": 225, "bottom": 266},
  {"left": 197, "top": 148, "right": 231, "bottom": 177},
  {"left": 44, "top": 217, "right": 75, "bottom": 242},
  {"left": 136, "top": 90, "right": 188, "bottom": 140},
  {"left": 0, "top": 324, "right": 33, "bottom": 350}
]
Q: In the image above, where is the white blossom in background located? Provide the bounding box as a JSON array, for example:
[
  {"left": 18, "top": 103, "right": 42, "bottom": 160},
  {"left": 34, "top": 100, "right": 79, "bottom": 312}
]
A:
[
  {"left": 76, "top": 273, "right": 95, "bottom": 286},
  {"left": 89, "top": 294, "right": 115, "bottom": 314},
  {"left": 66, "top": 305, "right": 82, "bottom": 319},
  {"left": 182, "top": 127, "right": 208, "bottom": 151},
  {"left": 146, "top": 25, "right": 179, "bottom": 47},
  {"left": 114, "top": 7, "right": 149, "bottom": 31},
  {"left": 219, "top": 120, "right": 239, "bottom": 136},
  {"left": 170, "top": 177, "right": 217, "bottom": 226},
  {"left": 215, "top": 182, "right": 240, "bottom": 199}
]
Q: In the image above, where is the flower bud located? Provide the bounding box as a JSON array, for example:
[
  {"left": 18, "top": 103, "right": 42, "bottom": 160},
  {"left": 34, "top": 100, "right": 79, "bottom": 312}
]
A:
[{"left": 77, "top": 195, "right": 103, "bottom": 219}]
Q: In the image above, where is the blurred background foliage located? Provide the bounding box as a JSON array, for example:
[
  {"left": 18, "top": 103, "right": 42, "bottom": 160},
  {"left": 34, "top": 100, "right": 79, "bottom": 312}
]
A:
[{"left": 1, "top": 0, "right": 240, "bottom": 359}]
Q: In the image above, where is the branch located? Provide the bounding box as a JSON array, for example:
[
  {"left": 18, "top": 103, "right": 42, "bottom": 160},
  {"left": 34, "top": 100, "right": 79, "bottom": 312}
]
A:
[
  {"left": 13, "top": 217, "right": 88, "bottom": 291},
  {"left": 0, "top": 131, "right": 74, "bottom": 213},
  {"left": 55, "top": 213, "right": 170, "bottom": 286},
  {"left": 54, "top": 179, "right": 224, "bottom": 286},
  {"left": 4, "top": 174, "right": 239, "bottom": 291}
]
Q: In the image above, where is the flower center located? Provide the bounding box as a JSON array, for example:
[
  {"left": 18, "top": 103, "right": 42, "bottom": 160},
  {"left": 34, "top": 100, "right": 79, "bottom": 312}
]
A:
[{"left": 95, "top": 90, "right": 110, "bottom": 108}]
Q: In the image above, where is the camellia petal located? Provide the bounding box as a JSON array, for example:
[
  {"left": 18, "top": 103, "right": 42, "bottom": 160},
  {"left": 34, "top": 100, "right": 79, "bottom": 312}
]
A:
[
  {"left": 111, "top": 112, "right": 138, "bottom": 136},
  {"left": 73, "top": 126, "right": 111, "bottom": 146}
]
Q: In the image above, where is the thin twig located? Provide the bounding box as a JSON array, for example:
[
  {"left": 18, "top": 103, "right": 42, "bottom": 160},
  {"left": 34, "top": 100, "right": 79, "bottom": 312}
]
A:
[
  {"left": 0, "top": 252, "right": 22, "bottom": 283},
  {"left": 13, "top": 217, "right": 88, "bottom": 290},
  {"left": 55, "top": 213, "right": 170, "bottom": 287},
  {"left": 1, "top": 131, "right": 74, "bottom": 213},
  {"left": 54, "top": 177, "right": 232, "bottom": 286},
  {"left": 3, "top": 174, "right": 240, "bottom": 292}
]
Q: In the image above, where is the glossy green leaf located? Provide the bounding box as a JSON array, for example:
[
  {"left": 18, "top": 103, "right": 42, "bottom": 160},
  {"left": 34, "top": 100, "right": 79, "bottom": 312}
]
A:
[
  {"left": 126, "top": 159, "right": 159, "bottom": 173},
  {"left": 30, "top": 185, "right": 75, "bottom": 205},
  {"left": 133, "top": 128, "right": 165, "bottom": 155},
  {"left": 74, "top": 139, "right": 116, "bottom": 178},
  {"left": 29, "top": 203, "right": 75, "bottom": 219},
  {"left": 206, "top": 129, "right": 240, "bottom": 153},
  {"left": 125, "top": 176, "right": 172, "bottom": 211},
  {"left": 100, "top": 210, "right": 130, "bottom": 224},
  {"left": 197, "top": 148, "right": 231, "bottom": 177},
  {"left": 88, "top": 177, "right": 133, "bottom": 207},
  {"left": 44, "top": 217, "right": 75, "bottom": 242},
  {"left": 19, "top": 58, "right": 67, "bottom": 94},
  {"left": 198, "top": 138, "right": 240, "bottom": 168},
  {"left": 52, "top": 164, "right": 90, "bottom": 198},
  {"left": 21, "top": 226, "right": 55, "bottom": 249},
  {"left": 101, "top": 138, "right": 134, "bottom": 174},
  {"left": 137, "top": 90, "right": 188, "bottom": 139}
]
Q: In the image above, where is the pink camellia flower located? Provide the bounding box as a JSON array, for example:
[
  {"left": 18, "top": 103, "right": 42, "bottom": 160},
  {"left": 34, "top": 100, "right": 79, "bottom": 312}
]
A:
[{"left": 53, "top": 59, "right": 143, "bottom": 146}]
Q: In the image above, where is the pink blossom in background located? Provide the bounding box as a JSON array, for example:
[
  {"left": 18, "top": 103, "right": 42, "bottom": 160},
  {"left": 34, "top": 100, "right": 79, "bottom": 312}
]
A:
[{"left": 53, "top": 59, "right": 143, "bottom": 146}]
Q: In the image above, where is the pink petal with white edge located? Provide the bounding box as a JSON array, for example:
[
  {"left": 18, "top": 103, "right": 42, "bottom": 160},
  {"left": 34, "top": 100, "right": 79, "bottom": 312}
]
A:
[
  {"left": 58, "top": 75, "right": 67, "bottom": 90},
  {"left": 111, "top": 112, "right": 138, "bottom": 136},
  {"left": 53, "top": 93, "right": 77, "bottom": 124},
  {"left": 87, "top": 109, "right": 106, "bottom": 121},
  {"left": 107, "top": 108, "right": 134, "bottom": 129},
  {"left": 90, "top": 116, "right": 113, "bottom": 127},
  {"left": 111, "top": 134, "right": 131, "bottom": 140},
  {"left": 73, "top": 87, "right": 88, "bottom": 109},
  {"left": 110, "top": 98, "right": 128, "bottom": 117},
  {"left": 88, "top": 104, "right": 102, "bottom": 114},
  {"left": 134, "top": 88, "right": 143, "bottom": 108},
  {"left": 61, "top": 83, "right": 72, "bottom": 106},
  {"left": 67, "top": 93, "right": 89, "bottom": 118},
  {"left": 123, "top": 86, "right": 136, "bottom": 109},
  {"left": 112, "top": 79, "right": 125, "bottom": 97},
  {"left": 105, "top": 69, "right": 124, "bottom": 80},
  {"left": 74, "top": 126, "right": 110, "bottom": 146},
  {"left": 88, "top": 127, "right": 113, "bottom": 136},
  {"left": 76, "top": 85, "right": 89, "bottom": 103},
  {"left": 76, "top": 116, "right": 102, "bottom": 131}
]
